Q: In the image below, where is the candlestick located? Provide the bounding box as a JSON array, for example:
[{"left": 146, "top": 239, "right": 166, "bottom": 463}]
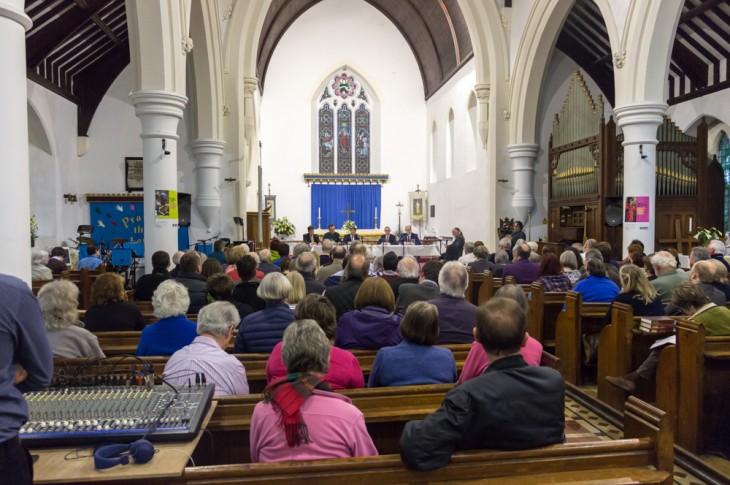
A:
[
  {"left": 689, "top": 217, "right": 692, "bottom": 233},
  {"left": 318, "top": 207, "right": 321, "bottom": 218}
]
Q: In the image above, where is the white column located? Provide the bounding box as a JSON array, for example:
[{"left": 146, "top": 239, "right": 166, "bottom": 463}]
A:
[
  {"left": 507, "top": 143, "right": 539, "bottom": 226},
  {"left": 0, "top": 1, "right": 32, "bottom": 283},
  {"left": 191, "top": 138, "right": 225, "bottom": 233},
  {"left": 130, "top": 90, "right": 188, "bottom": 272},
  {"left": 474, "top": 83, "right": 490, "bottom": 149},
  {"left": 614, "top": 102, "right": 666, "bottom": 255}
]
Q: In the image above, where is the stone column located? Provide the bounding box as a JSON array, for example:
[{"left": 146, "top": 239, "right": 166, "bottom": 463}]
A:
[
  {"left": 474, "top": 83, "right": 490, "bottom": 149},
  {"left": 0, "top": 1, "right": 32, "bottom": 282},
  {"left": 130, "top": 90, "right": 188, "bottom": 272},
  {"left": 507, "top": 143, "right": 539, "bottom": 228},
  {"left": 614, "top": 102, "right": 666, "bottom": 255},
  {"left": 191, "top": 138, "right": 225, "bottom": 233}
]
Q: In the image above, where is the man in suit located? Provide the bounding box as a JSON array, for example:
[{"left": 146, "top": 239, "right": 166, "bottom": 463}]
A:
[
  {"left": 257, "top": 249, "right": 282, "bottom": 275},
  {"left": 377, "top": 226, "right": 398, "bottom": 245},
  {"left": 322, "top": 224, "right": 341, "bottom": 243},
  {"left": 343, "top": 227, "right": 360, "bottom": 244},
  {"left": 501, "top": 243, "right": 539, "bottom": 284},
  {"left": 396, "top": 259, "right": 443, "bottom": 314},
  {"left": 399, "top": 225, "right": 421, "bottom": 245},
  {"left": 302, "top": 225, "right": 320, "bottom": 244}
]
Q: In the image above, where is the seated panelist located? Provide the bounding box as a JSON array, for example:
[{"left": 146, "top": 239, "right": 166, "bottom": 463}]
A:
[
  {"left": 322, "top": 224, "right": 341, "bottom": 243},
  {"left": 342, "top": 227, "right": 360, "bottom": 244},
  {"left": 377, "top": 226, "right": 398, "bottom": 245},
  {"left": 399, "top": 225, "right": 421, "bottom": 245},
  {"left": 303, "top": 226, "right": 320, "bottom": 244}
]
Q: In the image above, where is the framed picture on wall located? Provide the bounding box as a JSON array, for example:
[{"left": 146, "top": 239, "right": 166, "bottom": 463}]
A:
[
  {"left": 265, "top": 195, "right": 276, "bottom": 220},
  {"left": 125, "top": 157, "right": 143, "bottom": 192},
  {"left": 409, "top": 191, "right": 427, "bottom": 222}
]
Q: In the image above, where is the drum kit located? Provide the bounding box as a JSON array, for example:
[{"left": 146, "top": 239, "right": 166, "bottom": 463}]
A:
[{"left": 70, "top": 225, "right": 140, "bottom": 288}]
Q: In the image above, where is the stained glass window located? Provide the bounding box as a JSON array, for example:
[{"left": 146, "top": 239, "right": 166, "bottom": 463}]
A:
[
  {"left": 318, "top": 71, "right": 371, "bottom": 173},
  {"left": 718, "top": 132, "right": 730, "bottom": 230}
]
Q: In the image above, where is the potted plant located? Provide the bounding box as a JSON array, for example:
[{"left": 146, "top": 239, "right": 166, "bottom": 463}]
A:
[
  {"left": 342, "top": 220, "right": 357, "bottom": 232},
  {"left": 693, "top": 226, "right": 723, "bottom": 247},
  {"left": 272, "top": 217, "right": 296, "bottom": 239}
]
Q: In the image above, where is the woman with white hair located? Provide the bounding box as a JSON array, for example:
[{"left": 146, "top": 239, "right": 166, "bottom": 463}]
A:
[
  {"left": 37, "top": 280, "right": 104, "bottom": 358},
  {"left": 136, "top": 280, "right": 197, "bottom": 356},
  {"left": 234, "top": 272, "right": 295, "bottom": 353},
  {"left": 250, "top": 320, "right": 377, "bottom": 462},
  {"left": 163, "top": 301, "right": 248, "bottom": 396},
  {"left": 31, "top": 250, "right": 53, "bottom": 281}
]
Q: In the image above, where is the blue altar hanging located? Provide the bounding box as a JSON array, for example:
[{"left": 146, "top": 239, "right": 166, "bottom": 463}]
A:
[{"left": 310, "top": 184, "right": 381, "bottom": 229}]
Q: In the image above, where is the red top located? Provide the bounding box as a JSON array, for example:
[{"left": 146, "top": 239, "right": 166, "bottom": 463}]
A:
[
  {"left": 266, "top": 342, "right": 365, "bottom": 390},
  {"left": 457, "top": 337, "right": 543, "bottom": 383}
]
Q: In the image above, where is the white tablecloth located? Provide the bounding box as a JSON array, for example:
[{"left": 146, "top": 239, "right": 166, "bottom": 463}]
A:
[{"left": 309, "top": 244, "right": 441, "bottom": 257}]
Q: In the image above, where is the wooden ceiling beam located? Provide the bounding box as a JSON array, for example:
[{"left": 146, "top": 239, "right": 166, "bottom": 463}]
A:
[
  {"left": 679, "top": 0, "right": 726, "bottom": 24},
  {"left": 671, "top": 41, "right": 709, "bottom": 89}
]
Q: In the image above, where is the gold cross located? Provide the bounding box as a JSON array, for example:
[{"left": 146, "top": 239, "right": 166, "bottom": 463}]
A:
[{"left": 341, "top": 203, "right": 355, "bottom": 217}]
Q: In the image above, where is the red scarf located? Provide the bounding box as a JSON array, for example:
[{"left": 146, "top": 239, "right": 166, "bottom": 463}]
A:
[{"left": 263, "top": 373, "right": 331, "bottom": 447}]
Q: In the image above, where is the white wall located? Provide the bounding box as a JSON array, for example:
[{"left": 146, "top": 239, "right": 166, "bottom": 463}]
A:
[
  {"left": 426, "top": 59, "right": 490, "bottom": 243},
  {"left": 259, "top": 0, "right": 427, "bottom": 234}
]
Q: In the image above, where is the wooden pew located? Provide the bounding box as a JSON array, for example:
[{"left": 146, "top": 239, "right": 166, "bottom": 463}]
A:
[
  {"left": 527, "top": 283, "right": 567, "bottom": 347},
  {"left": 655, "top": 318, "right": 730, "bottom": 454},
  {"left": 555, "top": 291, "right": 610, "bottom": 385},
  {"left": 180, "top": 396, "right": 672, "bottom": 484},
  {"left": 464, "top": 267, "right": 486, "bottom": 305},
  {"left": 476, "top": 271, "right": 515, "bottom": 305}
]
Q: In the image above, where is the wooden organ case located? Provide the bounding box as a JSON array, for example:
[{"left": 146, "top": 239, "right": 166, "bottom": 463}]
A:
[{"left": 547, "top": 71, "right": 723, "bottom": 253}]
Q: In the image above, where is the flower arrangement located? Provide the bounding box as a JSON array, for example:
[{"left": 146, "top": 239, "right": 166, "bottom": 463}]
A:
[
  {"left": 272, "top": 217, "right": 296, "bottom": 237},
  {"left": 342, "top": 220, "right": 357, "bottom": 231},
  {"left": 30, "top": 215, "right": 38, "bottom": 247},
  {"left": 693, "top": 226, "right": 723, "bottom": 247}
]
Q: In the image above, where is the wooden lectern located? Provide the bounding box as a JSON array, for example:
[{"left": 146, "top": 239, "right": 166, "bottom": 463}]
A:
[{"left": 246, "top": 211, "right": 271, "bottom": 250}]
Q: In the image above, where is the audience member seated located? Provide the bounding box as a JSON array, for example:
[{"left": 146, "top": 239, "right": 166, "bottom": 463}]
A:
[
  {"left": 467, "top": 245, "right": 492, "bottom": 274},
  {"left": 342, "top": 227, "right": 360, "bottom": 244},
  {"left": 31, "top": 251, "right": 52, "bottom": 281},
  {"left": 368, "top": 301, "right": 456, "bottom": 387},
  {"left": 443, "top": 227, "right": 465, "bottom": 261},
  {"left": 458, "top": 285, "right": 544, "bottom": 383},
  {"left": 84, "top": 273, "right": 145, "bottom": 332},
  {"left": 399, "top": 225, "right": 421, "bottom": 245},
  {"left": 490, "top": 249, "right": 510, "bottom": 277},
  {"left": 206, "top": 273, "right": 253, "bottom": 320},
  {"left": 603, "top": 264, "right": 664, "bottom": 324},
  {"left": 502, "top": 243, "right": 539, "bottom": 284},
  {"left": 399, "top": 297, "right": 565, "bottom": 471},
  {"left": 458, "top": 241, "right": 477, "bottom": 264},
  {"left": 689, "top": 260, "right": 726, "bottom": 307},
  {"left": 266, "top": 294, "right": 364, "bottom": 389},
  {"left": 250, "top": 320, "right": 377, "bottom": 462},
  {"left": 378, "top": 251, "right": 400, "bottom": 284},
  {"left": 135, "top": 250, "right": 172, "bottom": 301},
  {"left": 708, "top": 239, "right": 730, "bottom": 272},
  {"left": 169, "top": 250, "right": 185, "bottom": 278},
  {"left": 643, "top": 253, "right": 657, "bottom": 281},
  {"left": 396, "top": 259, "right": 443, "bottom": 314},
  {"left": 77, "top": 245, "right": 103, "bottom": 270},
  {"left": 325, "top": 254, "right": 369, "bottom": 319},
  {"left": 376, "top": 226, "right": 398, "bottom": 245},
  {"left": 224, "top": 245, "right": 250, "bottom": 282},
  {"left": 650, "top": 250, "right": 689, "bottom": 301},
  {"left": 429, "top": 261, "right": 477, "bottom": 344},
  {"left": 46, "top": 246, "right": 68, "bottom": 274},
  {"left": 335, "top": 277, "right": 403, "bottom": 350},
  {"left": 537, "top": 253, "right": 572, "bottom": 292},
  {"left": 489, "top": 237, "right": 512, "bottom": 263},
  {"left": 136, "top": 280, "right": 197, "bottom": 357},
  {"left": 322, "top": 224, "right": 342, "bottom": 243},
  {"left": 37, "top": 281, "right": 105, "bottom": 358},
  {"left": 163, "top": 302, "right": 248, "bottom": 396},
  {"left": 302, "top": 225, "right": 320, "bottom": 244},
  {"left": 709, "top": 259, "right": 730, "bottom": 300},
  {"left": 559, "top": 250, "right": 581, "bottom": 285},
  {"left": 390, "top": 255, "right": 420, "bottom": 299},
  {"left": 234, "top": 272, "right": 295, "bottom": 353},
  {"left": 201, "top": 258, "right": 223, "bottom": 279},
  {"left": 606, "top": 282, "right": 730, "bottom": 393},
  {"left": 174, "top": 251, "right": 208, "bottom": 314},
  {"left": 285, "top": 272, "right": 306, "bottom": 309},
  {"left": 573, "top": 258, "right": 620, "bottom": 302},
  {"left": 232, "top": 254, "right": 267, "bottom": 312},
  {"left": 319, "top": 239, "right": 334, "bottom": 267},
  {"left": 258, "top": 249, "right": 281, "bottom": 275},
  {"left": 296, "top": 251, "right": 326, "bottom": 295},
  {"left": 209, "top": 239, "right": 228, "bottom": 266},
  {"left": 319, "top": 245, "right": 345, "bottom": 285}
]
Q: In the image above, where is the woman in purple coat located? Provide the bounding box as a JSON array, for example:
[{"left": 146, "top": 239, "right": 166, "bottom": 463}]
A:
[{"left": 335, "top": 277, "right": 403, "bottom": 350}]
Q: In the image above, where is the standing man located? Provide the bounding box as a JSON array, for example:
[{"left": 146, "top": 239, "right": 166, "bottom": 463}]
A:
[
  {"left": 399, "top": 297, "right": 564, "bottom": 471},
  {"left": 510, "top": 221, "right": 526, "bottom": 249},
  {"left": 0, "top": 274, "right": 54, "bottom": 484},
  {"left": 377, "top": 226, "right": 398, "bottom": 245},
  {"left": 399, "top": 225, "right": 421, "bottom": 245},
  {"left": 323, "top": 224, "right": 342, "bottom": 243},
  {"left": 343, "top": 226, "right": 360, "bottom": 244},
  {"left": 303, "top": 226, "right": 321, "bottom": 245}
]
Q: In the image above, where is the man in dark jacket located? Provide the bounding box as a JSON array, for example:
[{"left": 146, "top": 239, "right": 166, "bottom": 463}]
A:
[
  {"left": 232, "top": 255, "right": 266, "bottom": 312},
  {"left": 296, "top": 252, "right": 326, "bottom": 295},
  {"left": 174, "top": 251, "right": 207, "bottom": 313},
  {"left": 135, "top": 250, "right": 172, "bottom": 300},
  {"left": 400, "top": 297, "right": 565, "bottom": 471},
  {"left": 325, "top": 254, "right": 369, "bottom": 319}
]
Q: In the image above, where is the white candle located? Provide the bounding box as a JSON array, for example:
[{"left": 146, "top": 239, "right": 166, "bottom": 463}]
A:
[
  {"left": 689, "top": 217, "right": 692, "bottom": 233},
  {"left": 375, "top": 207, "right": 378, "bottom": 219},
  {"left": 318, "top": 207, "right": 321, "bottom": 218}
]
